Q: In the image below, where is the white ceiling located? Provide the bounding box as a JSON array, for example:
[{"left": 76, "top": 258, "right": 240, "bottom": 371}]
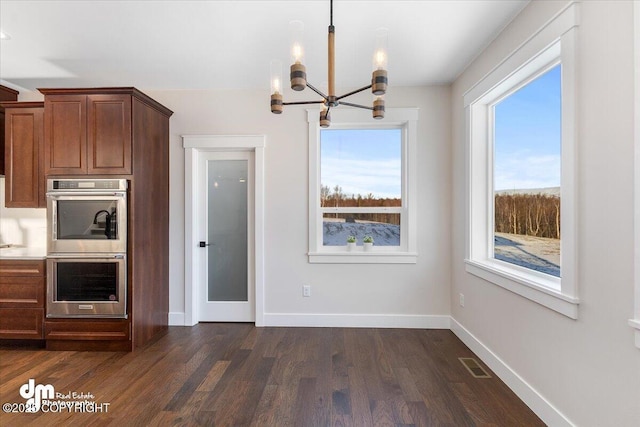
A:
[{"left": 0, "top": 0, "right": 529, "bottom": 92}]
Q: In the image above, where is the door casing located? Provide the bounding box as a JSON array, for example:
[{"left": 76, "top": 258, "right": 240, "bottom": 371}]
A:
[{"left": 183, "top": 135, "right": 265, "bottom": 326}]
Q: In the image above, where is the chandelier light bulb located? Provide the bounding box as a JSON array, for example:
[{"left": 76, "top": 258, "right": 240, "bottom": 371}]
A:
[
  {"left": 270, "top": 60, "right": 284, "bottom": 114},
  {"left": 289, "top": 20, "right": 305, "bottom": 65},
  {"left": 374, "top": 50, "right": 386, "bottom": 70},
  {"left": 372, "top": 27, "right": 389, "bottom": 71},
  {"left": 270, "top": 60, "right": 283, "bottom": 94},
  {"left": 292, "top": 44, "right": 303, "bottom": 64}
]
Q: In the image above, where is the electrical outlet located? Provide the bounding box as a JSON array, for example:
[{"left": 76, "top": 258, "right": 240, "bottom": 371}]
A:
[
  {"left": 303, "top": 285, "right": 311, "bottom": 297},
  {"left": 459, "top": 293, "right": 465, "bottom": 307}
]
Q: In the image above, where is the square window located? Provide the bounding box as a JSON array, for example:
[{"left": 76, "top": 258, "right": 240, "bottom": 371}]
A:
[{"left": 308, "top": 108, "right": 418, "bottom": 263}]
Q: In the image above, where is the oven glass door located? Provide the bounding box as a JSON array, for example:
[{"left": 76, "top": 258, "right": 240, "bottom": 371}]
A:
[
  {"left": 47, "top": 256, "right": 127, "bottom": 318},
  {"left": 48, "top": 194, "right": 127, "bottom": 253}
]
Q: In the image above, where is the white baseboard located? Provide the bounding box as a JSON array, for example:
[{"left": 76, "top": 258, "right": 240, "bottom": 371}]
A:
[
  {"left": 168, "top": 312, "right": 185, "bottom": 326},
  {"left": 450, "top": 317, "right": 574, "bottom": 427},
  {"left": 262, "top": 313, "right": 451, "bottom": 329}
]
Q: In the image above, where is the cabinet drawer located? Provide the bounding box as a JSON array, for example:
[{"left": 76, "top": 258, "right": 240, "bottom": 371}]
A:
[
  {"left": 0, "top": 308, "right": 44, "bottom": 339},
  {"left": 0, "top": 259, "right": 46, "bottom": 276},
  {"left": 0, "top": 276, "right": 45, "bottom": 308},
  {"left": 45, "top": 319, "right": 130, "bottom": 341}
]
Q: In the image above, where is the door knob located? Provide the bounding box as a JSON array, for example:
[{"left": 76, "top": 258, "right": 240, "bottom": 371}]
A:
[{"left": 199, "top": 241, "right": 212, "bottom": 247}]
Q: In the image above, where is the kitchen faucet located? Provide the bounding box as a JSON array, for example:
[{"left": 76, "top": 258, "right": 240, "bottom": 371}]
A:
[{"left": 93, "top": 210, "right": 113, "bottom": 239}]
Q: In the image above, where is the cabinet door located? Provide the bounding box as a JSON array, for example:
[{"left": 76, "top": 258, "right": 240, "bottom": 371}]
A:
[
  {"left": 0, "top": 308, "right": 44, "bottom": 339},
  {"left": 87, "top": 95, "right": 132, "bottom": 174},
  {"left": 4, "top": 106, "right": 45, "bottom": 208},
  {"left": 44, "top": 95, "right": 86, "bottom": 174},
  {"left": 0, "top": 276, "right": 45, "bottom": 308},
  {"left": 0, "top": 85, "right": 20, "bottom": 175}
]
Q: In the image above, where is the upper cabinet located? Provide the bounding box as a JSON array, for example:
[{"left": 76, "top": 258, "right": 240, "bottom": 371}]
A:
[
  {"left": 42, "top": 92, "right": 132, "bottom": 175},
  {"left": 40, "top": 88, "right": 172, "bottom": 177},
  {"left": 2, "top": 102, "right": 45, "bottom": 208},
  {"left": 0, "top": 85, "right": 20, "bottom": 176}
]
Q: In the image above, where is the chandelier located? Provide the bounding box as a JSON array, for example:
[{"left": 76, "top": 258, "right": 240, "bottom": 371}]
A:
[{"left": 270, "top": 0, "right": 388, "bottom": 127}]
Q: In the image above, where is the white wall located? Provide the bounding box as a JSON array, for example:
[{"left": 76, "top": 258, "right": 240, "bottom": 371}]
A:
[
  {"left": 144, "top": 85, "right": 452, "bottom": 326},
  {"left": 451, "top": 1, "right": 640, "bottom": 426}
]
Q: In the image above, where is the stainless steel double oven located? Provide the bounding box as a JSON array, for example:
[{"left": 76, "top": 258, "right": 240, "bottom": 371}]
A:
[{"left": 46, "top": 179, "right": 128, "bottom": 318}]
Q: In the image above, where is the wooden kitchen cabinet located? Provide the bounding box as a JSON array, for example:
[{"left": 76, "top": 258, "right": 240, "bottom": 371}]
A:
[
  {"left": 45, "top": 319, "right": 131, "bottom": 351},
  {"left": 38, "top": 87, "right": 173, "bottom": 351},
  {"left": 0, "top": 260, "right": 46, "bottom": 340},
  {"left": 1, "top": 102, "right": 45, "bottom": 208},
  {"left": 0, "top": 85, "right": 19, "bottom": 176},
  {"left": 42, "top": 91, "right": 132, "bottom": 175}
]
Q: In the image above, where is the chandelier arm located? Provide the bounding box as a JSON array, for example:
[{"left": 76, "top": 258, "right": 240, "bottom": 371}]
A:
[
  {"left": 306, "top": 82, "right": 329, "bottom": 100},
  {"left": 283, "top": 100, "right": 326, "bottom": 105},
  {"left": 336, "top": 85, "right": 373, "bottom": 101},
  {"left": 339, "top": 101, "right": 374, "bottom": 111}
]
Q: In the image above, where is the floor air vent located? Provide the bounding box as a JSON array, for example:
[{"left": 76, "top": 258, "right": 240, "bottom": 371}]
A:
[{"left": 459, "top": 357, "right": 491, "bottom": 379}]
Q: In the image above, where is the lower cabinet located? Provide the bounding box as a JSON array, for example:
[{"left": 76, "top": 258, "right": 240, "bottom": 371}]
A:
[
  {"left": 0, "top": 259, "right": 132, "bottom": 350},
  {"left": 0, "top": 260, "right": 45, "bottom": 340},
  {"left": 0, "top": 309, "right": 43, "bottom": 340},
  {"left": 45, "top": 319, "right": 131, "bottom": 351}
]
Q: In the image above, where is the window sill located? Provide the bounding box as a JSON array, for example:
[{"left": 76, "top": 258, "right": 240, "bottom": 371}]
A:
[
  {"left": 465, "top": 259, "right": 579, "bottom": 319},
  {"left": 309, "top": 251, "right": 417, "bottom": 264}
]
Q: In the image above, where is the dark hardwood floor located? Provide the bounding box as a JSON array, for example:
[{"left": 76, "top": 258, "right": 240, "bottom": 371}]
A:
[{"left": 0, "top": 324, "right": 544, "bottom": 426}]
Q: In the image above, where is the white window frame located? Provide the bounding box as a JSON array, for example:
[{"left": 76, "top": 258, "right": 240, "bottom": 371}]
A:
[
  {"left": 630, "top": 0, "right": 640, "bottom": 348},
  {"left": 308, "top": 107, "right": 418, "bottom": 264},
  {"left": 463, "top": 2, "right": 579, "bottom": 319}
]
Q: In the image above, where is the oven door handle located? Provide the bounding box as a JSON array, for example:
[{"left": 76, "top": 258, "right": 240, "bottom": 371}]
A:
[
  {"left": 47, "top": 192, "right": 126, "bottom": 198},
  {"left": 47, "top": 254, "right": 126, "bottom": 260}
]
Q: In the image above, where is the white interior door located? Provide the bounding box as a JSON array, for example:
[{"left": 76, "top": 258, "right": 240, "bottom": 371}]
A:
[{"left": 197, "top": 151, "right": 255, "bottom": 322}]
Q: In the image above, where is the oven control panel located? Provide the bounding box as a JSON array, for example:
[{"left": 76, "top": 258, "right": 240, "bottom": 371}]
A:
[{"left": 48, "top": 179, "right": 128, "bottom": 191}]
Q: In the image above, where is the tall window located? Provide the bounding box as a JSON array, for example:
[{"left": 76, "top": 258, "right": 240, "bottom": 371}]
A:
[
  {"left": 308, "top": 108, "right": 418, "bottom": 264},
  {"left": 464, "top": 2, "right": 578, "bottom": 318},
  {"left": 493, "top": 64, "right": 562, "bottom": 278}
]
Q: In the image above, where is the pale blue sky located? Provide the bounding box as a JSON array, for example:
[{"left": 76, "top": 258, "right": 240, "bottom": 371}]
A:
[
  {"left": 321, "top": 128, "right": 401, "bottom": 199},
  {"left": 494, "top": 64, "right": 562, "bottom": 191}
]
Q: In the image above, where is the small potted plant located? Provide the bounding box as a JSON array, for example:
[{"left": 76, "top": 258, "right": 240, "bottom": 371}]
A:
[
  {"left": 346, "top": 235, "right": 356, "bottom": 250},
  {"left": 363, "top": 235, "right": 374, "bottom": 251}
]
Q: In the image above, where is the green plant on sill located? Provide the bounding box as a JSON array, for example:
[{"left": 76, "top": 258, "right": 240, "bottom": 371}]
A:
[
  {"left": 346, "top": 236, "right": 356, "bottom": 243},
  {"left": 363, "top": 235, "right": 374, "bottom": 244}
]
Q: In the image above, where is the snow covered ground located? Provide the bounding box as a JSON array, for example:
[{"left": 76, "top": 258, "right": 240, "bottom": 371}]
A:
[
  {"left": 323, "top": 220, "right": 400, "bottom": 246},
  {"left": 494, "top": 232, "right": 560, "bottom": 277}
]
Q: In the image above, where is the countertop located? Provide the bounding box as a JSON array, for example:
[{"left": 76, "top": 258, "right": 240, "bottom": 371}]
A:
[{"left": 0, "top": 246, "right": 47, "bottom": 260}]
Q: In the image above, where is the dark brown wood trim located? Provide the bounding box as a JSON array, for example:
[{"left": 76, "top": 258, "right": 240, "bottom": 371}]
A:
[
  {"left": 0, "top": 101, "right": 44, "bottom": 109},
  {"left": 38, "top": 87, "right": 173, "bottom": 117},
  {"left": 0, "top": 85, "right": 19, "bottom": 99}
]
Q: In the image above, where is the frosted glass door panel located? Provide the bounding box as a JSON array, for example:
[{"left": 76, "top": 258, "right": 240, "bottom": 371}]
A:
[{"left": 207, "top": 160, "right": 248, "bottom": 302}]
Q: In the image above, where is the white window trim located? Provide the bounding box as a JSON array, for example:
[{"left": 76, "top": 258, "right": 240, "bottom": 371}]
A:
[
  {"left": 631, "top": 1, "right": 640, "bottom": 348},
  {"left": 463, "top": 2, "right": 579, "bottom": 319},
  {"left": 308, "top": 107, "right": 418, "bottom": 264}
]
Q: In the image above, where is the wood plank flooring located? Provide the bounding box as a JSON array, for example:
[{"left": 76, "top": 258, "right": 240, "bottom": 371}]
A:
[{"left": 0, "top": 324, "right": 545, "bottom": 426}]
